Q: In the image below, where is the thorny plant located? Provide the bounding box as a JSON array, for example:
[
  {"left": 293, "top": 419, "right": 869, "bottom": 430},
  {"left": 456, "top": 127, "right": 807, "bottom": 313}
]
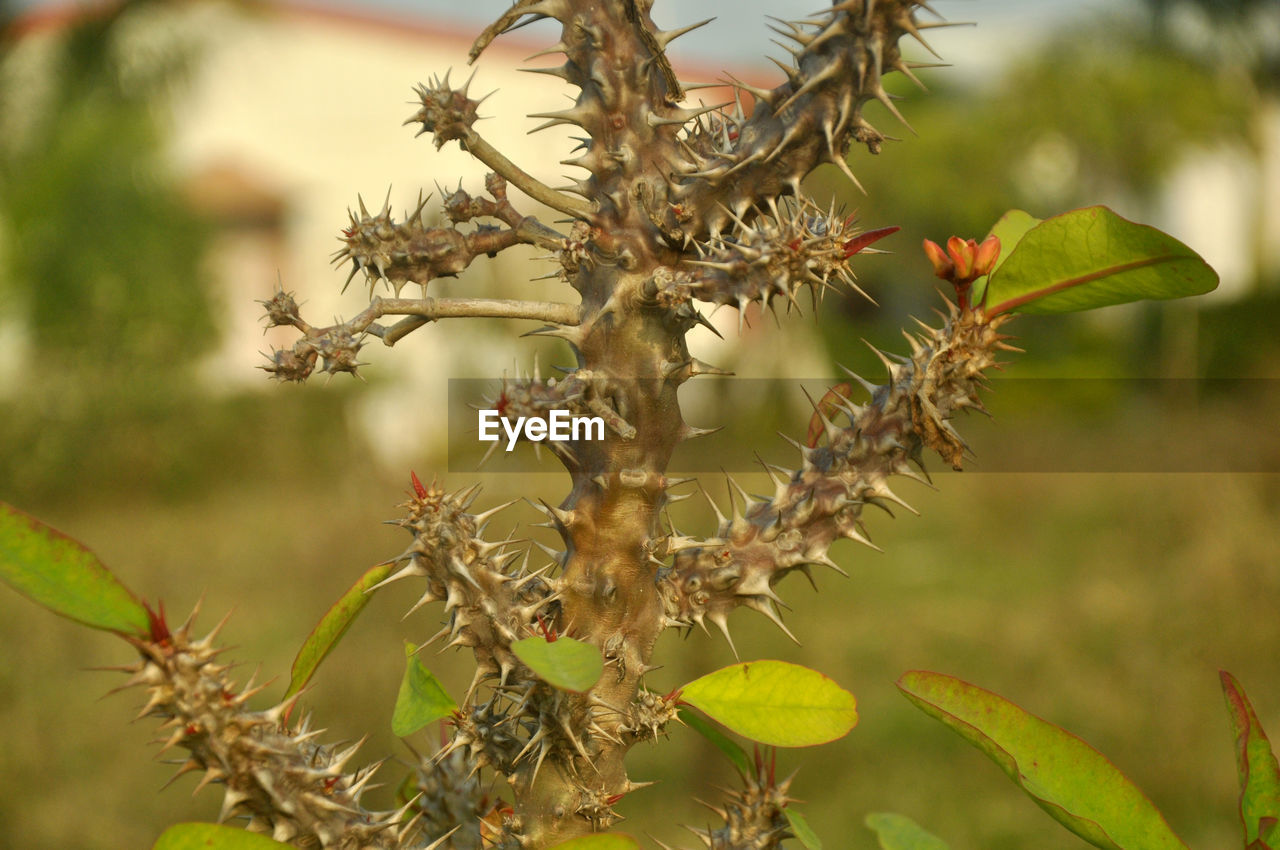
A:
[
  {"left": 256, "top": 2, "right": 1000, "bottom": 843},
  {"left": 3, "top": 1, "right": 1254, "bottom": 850}
]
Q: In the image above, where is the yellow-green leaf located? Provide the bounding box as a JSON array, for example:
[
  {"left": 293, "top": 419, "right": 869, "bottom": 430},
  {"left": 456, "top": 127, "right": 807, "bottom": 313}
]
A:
[
  {"left": 152, "top": 822, "right": 292, "bottom": 849},
  {"left": 0, "top": 501, "right": 148, "bottom": 635},
  {"left": 865, "top": 812, "right": 950, "bottom": 850},
  {"left": 512, "top": 635, "right": 603, "bottom": 693},
  {"left": 284, "top": 561, "right": 394, "bottom": 702},
  {"left": 680, "top": 660, "right": 857, "bottom": 747},
  {"left": 391, "top": 642, "right": 457, "bottom": 737},
  {"left": 898, "top": 671, "right": 1187, "bottom": 850},
  {"left": 679, "top": 707, "right": 752, "bottom": 775},
  {"left": 970, "top": 209, "right": 1042, "bottom": 305},
  {"left": 984, "top": 206, "right": 1217, "bottom": 315},
  {"left": 785, "top": 808, "right": 823, "bottom": 850},
  {"left": 546, "top": 834, "right": 641, "bottom": 850},
  {"left": 1221, "top": 671, "right": 1280, "bottom": 849}
]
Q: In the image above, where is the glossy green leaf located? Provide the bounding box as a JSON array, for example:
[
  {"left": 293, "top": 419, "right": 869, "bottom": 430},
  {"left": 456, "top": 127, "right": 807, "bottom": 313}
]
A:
[
  {"left": 678, "top": 707, "right": 752, "bottom": 775},
  {"left": 152, "top": 822, "right": 292, "bottom": 849},
  {"left": 512, "top": 635, "right": 603, "bottom": 693},
  {"left": 983, "top": 206, "right": 1217, "bottom": 315},
  {"left": 970, "top": 209, "right": 1042, "bottom": 305},
  {"left": 1220, "top": 671, "right": 1280, "bottom": 849},
  {"left": 546, "top": 834, "right": 641, "bottom": 850},
  {"left": 785, "top": 808, "right": 822, "bottom": 850},
  {"left": 391, "top": 642, "right": 457, "bottom": 737},
  {"left": 898, "top": 671, "right": 1187, "bottom": 850},
  {"left": 865, "top": 812, "right": 950, "bottom": 850},
  {"left": 284, "top": 561, "right": 394, "bottom": 702},
  {"left": 680, "top": 660, "right": 857, "bottom": 748},
  {"left": 0, "top": 501, "right": 148, "bottom": 635}
]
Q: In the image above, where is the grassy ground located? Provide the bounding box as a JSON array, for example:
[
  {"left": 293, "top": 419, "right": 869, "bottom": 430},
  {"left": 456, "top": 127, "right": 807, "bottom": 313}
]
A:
[{"left": 1, "top": 408, "right": 1277, "bottom": 849}]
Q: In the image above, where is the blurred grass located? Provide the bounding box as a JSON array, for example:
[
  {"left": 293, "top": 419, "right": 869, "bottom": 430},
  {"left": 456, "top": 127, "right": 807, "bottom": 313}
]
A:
[{"left": 1, "top": 399, "right": 1277, "bottom": 849}]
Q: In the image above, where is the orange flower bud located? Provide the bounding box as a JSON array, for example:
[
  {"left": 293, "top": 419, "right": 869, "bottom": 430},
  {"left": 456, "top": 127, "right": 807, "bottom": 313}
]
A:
[
  {"left": 947, "top": 236, "right": 975, "bottom": 280},
  {"left": 973, "top": 235, "right": 1001, "bottom": 278},
  {"left": 923, "top": 239, "right": 954, "bottom": 280}
]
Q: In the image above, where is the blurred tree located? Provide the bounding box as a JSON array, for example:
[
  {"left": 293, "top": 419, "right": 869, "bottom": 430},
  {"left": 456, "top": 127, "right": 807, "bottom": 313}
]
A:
[
  {"left": 988, "top": 21, "right": 1254, "bottom": 202},
  {"left": 827, "top": 10, "right": 1254, "bottom": 245},
  {"left": 1141, "top": 0, "right": 1279, "bottom": 91},
  {"left": 0, "top": 0, "right": 217, "bottom": 501},
  {"left": 811, "top": 6, "right": 1259, "bottom": 375},
  {"left": 0, "top": 0, "right": 214, "bottom": 372},
  {"left": 1139, "top": 0, "right": 1279, "bottom": 289}
]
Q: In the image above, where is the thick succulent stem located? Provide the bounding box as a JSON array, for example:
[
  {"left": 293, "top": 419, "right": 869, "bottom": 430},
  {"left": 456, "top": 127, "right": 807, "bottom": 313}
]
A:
[{"left": 261, "top": 0, "right": 954, "bottom": 845}]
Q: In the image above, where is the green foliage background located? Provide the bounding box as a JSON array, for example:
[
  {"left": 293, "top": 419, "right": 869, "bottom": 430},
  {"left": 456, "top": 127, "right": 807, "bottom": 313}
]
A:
[
  {"left": 0, "top": 1, "right": 1278, "bottom": 849},
  {"left": 0, "top": 0, "right": 354, "bottom": 504}
]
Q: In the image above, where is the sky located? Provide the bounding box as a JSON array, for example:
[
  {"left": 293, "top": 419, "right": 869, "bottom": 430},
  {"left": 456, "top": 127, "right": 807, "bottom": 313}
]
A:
[
  {"left": 11, "top": 0, "right": 1116, "bottom": 76},
  {"left": 317, "top": 0, "right": 1114, "bottom": 74}
]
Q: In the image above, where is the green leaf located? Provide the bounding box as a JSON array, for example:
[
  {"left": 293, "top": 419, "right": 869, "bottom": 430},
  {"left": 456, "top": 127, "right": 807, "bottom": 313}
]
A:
[
  {"left": 545, "top": 834, "right": 641, "bottom": 850},
  {"left": 865, "top": 812, "right": 950, "bottom": 850},
  {"left": 284, "top": 561, "right": 394, "bottom": 702},
  {"left": 678, "top": 706, "right": 752, "bottom": 775},
  {"left": 1220, "top": 671, "right": 1280, "bottom": 849},
  {"left": 152, "top": 822, "right": 292, "bottom": 849},
  {"left": 897, "top": 671, "right": 1188, "bottom": 850},
  {"left": 983, "top": 205, "right": 1217, "bottom": 315},
  {"left": 679, "top": 660, "right": 858, "bottom": 748},
  {"left": 785, "top": 808, "right": 823, "bottom": 850},
  {"left": 511, "top": 635, "right": 603, "bottom": 693},
  {"left": 971, "top": 209, "right": 1042, "bottom": 305},
  {"left": 391, "top": 642, "right": 457, "bottom": 737},
  {"left": 0, "top": 501, "right": 148, "bottom": 635}
]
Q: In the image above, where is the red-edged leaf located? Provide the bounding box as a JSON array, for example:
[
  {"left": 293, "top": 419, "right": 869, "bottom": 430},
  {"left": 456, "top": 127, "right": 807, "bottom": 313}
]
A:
[
  {"left": 680, "top": 660, "right": 857, "bottom": 748},
  {"left": 1221, "top": 671, "right": 1280, "bottom": 849},
  {"left": 983, "top": 206, "right": 1217, "bottom": 315},
  {"left": 0, "top": 502, "right": 148, "bottom": 635},
  {"left": 283, "top": 561, "right": 394, "bottom": 702},
  {"left": 898, "top": 671, "right": 1187, "bottom": 850}
]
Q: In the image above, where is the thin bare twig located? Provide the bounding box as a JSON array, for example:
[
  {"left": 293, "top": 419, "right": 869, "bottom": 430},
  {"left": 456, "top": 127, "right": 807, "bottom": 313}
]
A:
[
  {"left": 354, "top": 296, "right": 579, "bottom": 345},
  {"left": 461, "top": 128, "right": 595, "bottom": 220}
]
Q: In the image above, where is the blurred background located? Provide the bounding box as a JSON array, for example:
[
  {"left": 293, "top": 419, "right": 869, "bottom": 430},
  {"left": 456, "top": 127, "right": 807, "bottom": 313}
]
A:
[{"left": 0, "top": 0, "right": 1277, "bottom": 847}]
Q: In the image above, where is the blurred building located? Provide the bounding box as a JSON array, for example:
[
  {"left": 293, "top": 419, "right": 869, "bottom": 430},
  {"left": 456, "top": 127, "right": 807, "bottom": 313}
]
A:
[
  {"left": 8, "top": 0, "right": 835, "bottom": 465},
  {"left": 8, "top": 0, "right": 1275, "bottom": 462}
]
